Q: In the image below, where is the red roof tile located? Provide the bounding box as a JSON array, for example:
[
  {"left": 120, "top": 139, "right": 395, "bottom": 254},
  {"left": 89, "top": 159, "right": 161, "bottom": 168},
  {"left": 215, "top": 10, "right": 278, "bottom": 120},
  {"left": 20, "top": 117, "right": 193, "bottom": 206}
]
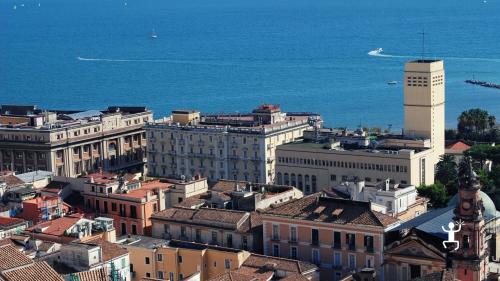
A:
[
  {"left": 0, "top": 245, "right": 33, "bottom": 271},
  {"left": 2, "top": 261, "right": 64, "bottom": 281}
]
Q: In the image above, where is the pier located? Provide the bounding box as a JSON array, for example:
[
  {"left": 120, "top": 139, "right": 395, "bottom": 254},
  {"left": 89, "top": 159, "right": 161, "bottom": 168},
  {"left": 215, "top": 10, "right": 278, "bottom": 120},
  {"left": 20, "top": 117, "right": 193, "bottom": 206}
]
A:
[{"left": 465, "top": 79, "right": 500, "bottom": 89}]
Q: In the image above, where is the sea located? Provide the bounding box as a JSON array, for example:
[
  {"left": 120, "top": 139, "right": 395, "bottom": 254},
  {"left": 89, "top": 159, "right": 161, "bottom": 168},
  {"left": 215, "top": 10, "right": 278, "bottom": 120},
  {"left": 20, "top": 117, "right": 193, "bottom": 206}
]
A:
[{"left": 1, "top": 0, "right": 500, "bottom": 130}]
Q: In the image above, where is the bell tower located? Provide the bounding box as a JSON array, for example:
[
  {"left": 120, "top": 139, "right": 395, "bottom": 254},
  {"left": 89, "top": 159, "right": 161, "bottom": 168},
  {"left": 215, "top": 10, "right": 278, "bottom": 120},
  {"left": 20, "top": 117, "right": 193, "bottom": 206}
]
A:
[{"left": 451, "top": 157, "right": 488, "bottom": 281}]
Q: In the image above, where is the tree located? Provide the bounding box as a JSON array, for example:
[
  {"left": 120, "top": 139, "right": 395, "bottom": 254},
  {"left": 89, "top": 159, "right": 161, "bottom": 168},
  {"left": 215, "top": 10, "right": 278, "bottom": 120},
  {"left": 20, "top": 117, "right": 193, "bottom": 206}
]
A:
[
  {"left": 417, "top": 183, "right": 449, "bottom": 208},
  {"left": 435, "top": 154, "right": 458, "bottom": 195},
  {"left": 457, "top": 108, "right": 497, "bottom": 141}
]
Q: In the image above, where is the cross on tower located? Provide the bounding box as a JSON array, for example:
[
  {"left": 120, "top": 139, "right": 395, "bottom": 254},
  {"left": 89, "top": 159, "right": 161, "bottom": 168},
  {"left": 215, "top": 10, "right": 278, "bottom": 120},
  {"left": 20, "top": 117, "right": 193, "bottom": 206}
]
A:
[{"left": 418, "top": 30, "right": 426, "bottom": 60}]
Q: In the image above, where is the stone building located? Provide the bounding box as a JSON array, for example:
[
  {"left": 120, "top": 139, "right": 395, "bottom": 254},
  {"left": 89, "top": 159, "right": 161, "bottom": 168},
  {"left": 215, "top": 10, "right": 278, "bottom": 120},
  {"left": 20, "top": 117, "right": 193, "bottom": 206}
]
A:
[
  {"left": 146, "top": 105, "right": 320, "bottom": 183},
  {"left": 0, "top": 105, "right": 152, "bottom": 177}
]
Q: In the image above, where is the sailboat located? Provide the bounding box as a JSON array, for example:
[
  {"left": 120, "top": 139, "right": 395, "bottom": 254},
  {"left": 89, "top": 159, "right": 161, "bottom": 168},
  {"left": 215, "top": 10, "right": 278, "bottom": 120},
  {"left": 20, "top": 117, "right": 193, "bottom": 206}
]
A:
[{"left": 151, "top": 29, "right": 158, "bottom": 39}]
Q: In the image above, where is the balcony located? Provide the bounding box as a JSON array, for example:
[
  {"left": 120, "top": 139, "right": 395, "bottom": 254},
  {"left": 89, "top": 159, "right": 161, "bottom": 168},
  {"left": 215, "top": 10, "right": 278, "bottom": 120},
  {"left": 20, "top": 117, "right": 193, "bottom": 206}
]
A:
[
  {"left": 332, "top": 243, "right": 341, "bottom": 249},
  {"left": 365, "top": 246, "right": 374, "bottom": 253},
  {"left": 311, "top": 240, "right": 319, "bottom": 246},
  {"left": 348, "top": 244, "right": 356, "bottom": 251},
  {"left": 271, "top": 236, "right": 280, "bottom": 242}
]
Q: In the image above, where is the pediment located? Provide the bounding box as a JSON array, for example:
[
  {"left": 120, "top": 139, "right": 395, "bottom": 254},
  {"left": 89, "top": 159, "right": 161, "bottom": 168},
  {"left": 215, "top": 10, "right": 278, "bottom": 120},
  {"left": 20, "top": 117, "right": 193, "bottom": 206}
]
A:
[{"left": 386, "top": 239, "right": 445, "bottom": 261}]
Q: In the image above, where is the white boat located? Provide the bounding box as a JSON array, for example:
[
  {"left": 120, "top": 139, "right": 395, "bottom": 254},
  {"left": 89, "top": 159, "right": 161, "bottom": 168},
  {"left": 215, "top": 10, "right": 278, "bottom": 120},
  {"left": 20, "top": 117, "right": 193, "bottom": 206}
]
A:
[
  {"left": 387, "top": 80, "right": 398, "bottom": 85},
  {"left": 374, "top": 48, "right": 383, "bottom": 54},
  {"left": 13, "top": 5, "right": 17, "bottom": 9},
  {"left": 151, "top": 29, "right": 158, "bottom": 39}
]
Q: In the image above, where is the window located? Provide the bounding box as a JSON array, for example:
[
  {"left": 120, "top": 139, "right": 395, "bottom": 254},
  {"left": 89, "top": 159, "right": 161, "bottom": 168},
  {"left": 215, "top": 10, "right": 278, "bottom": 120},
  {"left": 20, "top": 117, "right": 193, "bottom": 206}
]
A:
[
  {"left": 157, "top": 254, "right": 163, "bottom": 261},
  {"left": 364, "top": 235, "right": 374, "bottom": 252},
  {"left": 366, "top": 256, "right": 374, "bottom": 268},
  {"left": 242, "top": 236, "right": 248, "bottom": 250},
  {"left": 211, "top": 231, "right": 218, "bottom": 244},
  {"left": 181, "top": 226, "right": 186, "bottom": 237},
  {"left": 196, "top": 229, "right": 202, "bottom": 242},
  {"left": 157, "top": 271, "right": 164, "bottom": 279},
  {"left": 132, "top": 224, "right": 137, "bottom": 235},
  {"left": 169, "top": 272, "right": 174, "bottom": 281},
  {"left": 346, "top": 233, "right": 356, "bottom": 251},
  {"left": 311, "top": 229, "right": 319, "bottom": 245},
  {"left": 272, "top": 224, "right": 279, "bottom": 240},
  {"left": 272, "top": 244, "right": 280, "bottom": 257},
  {"left": 145, "top": 257, "right": 150, "bottom": 264},
  {"left": 290, "top": 246, "right": 298, "bottom": 259},
  {"left": 227, "top": 234, "right": 233, "bottom": 247},
  {"left": 178, "top": 255, "right": 183, "bottom": 263},
  {"left": 312, "top": 249, "right": 320, "bottom": 264},
  {"left": 290, "top": 226, "right": 297, "bottom": 242},
  {"left": 225, "top": 259, "right": 231, "bottom": 269},
  {"left": 333, "top": 232, "right": 341, "bottom": 249},
  {"left": 330, "top": 174, "right": 337, "bottom": 181},
  {"left": 164, "top": 224, "right": 170, "bottom": 234},
  {"left": 130, "top": 205, "right": 137, "bottom": 218},
  {"left": 334, "top": 252, "right": 341, "bottom": 267},
  {"left": 349, "top": 254, "right": 356, "bottom": 269},
  {"left": 463, "top": 235, "right": 470, "bottom": 249}
]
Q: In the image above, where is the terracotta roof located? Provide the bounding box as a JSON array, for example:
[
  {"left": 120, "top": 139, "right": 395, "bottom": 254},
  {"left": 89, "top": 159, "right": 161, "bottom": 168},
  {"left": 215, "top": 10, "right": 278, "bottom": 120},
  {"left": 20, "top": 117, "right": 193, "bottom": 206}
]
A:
[
  {"left": 243, "top": 254, "right": 317, "bottom": 274},
  {"left": 175, "top": 196, "right": 206, "bottom": 208},
  {"left": 2, "top": 261, "right": 64, "bottom": 281},
  {"left": 73, "top": 268, "right": 111, "bottom": 281},
  {"left": 209, "top": 271, "right": 258, "bottom": 281},
  {"left": 0, "top": 245, "right": 33, "bottom": 270},
  {"left": 82, "top": 238, "right": 128, "bottom": 262},
  {"left": 25, "top": 214, "right": 84, "bottom": 237},
  {"left": 22, "top": 196, "right": 60, "bottom": 208},
  {"left": 41, "top": 181, "right": 70, "bottom": 194},
  {"left": 212, "top": 180, "right": 249, "bottom": 193},
  {"left": 0, "top": 175, "right": 24, "bottom": 188},
  {"left": 152, "top": 207, "right": 252, "bottom": 232},
  {"left": 262, "top": 194, "right": 397, "bottom": 227},
  {"left": 0, "top": 217, "right": 26, "bottom": 230},
  {"left": 445, "top": 141, "right": 471, "bottom": 153}
]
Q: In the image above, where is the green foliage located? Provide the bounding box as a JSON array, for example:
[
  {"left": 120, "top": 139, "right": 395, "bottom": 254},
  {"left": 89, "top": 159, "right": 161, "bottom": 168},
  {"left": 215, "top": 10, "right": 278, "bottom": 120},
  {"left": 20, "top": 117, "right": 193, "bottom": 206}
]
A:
[
  {"left": 466, "top": 144, "right": 500, "bottom": 166},
  {"left": 417, "top": 182, "right": 449, "bottom": 208},
  {"left": 456, "top": 108, "right": 498, "bottom": 142},
  {"left": 435, "top": 154, "right": 458, "bottom": 195}
]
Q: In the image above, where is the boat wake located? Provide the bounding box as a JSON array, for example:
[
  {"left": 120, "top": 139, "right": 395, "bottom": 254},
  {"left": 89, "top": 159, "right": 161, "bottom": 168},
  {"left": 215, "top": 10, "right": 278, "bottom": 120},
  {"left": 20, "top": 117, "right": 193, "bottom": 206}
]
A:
[{"left": 367, "top": 50, "right": 500, "bottom": 63}]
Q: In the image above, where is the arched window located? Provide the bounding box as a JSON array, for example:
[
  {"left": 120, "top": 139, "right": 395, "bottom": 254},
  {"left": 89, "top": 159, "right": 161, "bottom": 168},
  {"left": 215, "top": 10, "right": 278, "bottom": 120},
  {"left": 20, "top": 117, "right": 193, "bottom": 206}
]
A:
[
  {"left": 291, "top": 173, "right": 296, "bottom": 187},
  {"left": 305, "top": 175, "right": 310, "bottom": 194},
  {"left": 312, "top": 175, "right": 317, "bottom": 193},
  {"left": 463, "top": 235, "right": 470, "bottom": 249},
  {"left": 284, "top": 173, "right": 290, "bottom": 186},
  {"left": 277, "top": 172, "right": 283, "bottom": 185},
  {"left": 298, "top": 174, "right": 303, "bottom": 190}
]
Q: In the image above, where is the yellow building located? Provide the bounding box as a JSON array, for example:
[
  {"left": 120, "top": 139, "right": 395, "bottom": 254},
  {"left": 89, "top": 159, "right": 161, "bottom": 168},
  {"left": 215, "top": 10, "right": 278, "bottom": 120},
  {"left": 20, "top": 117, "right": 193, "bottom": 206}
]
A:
[
  {"left": 118, "top": 236, "right": 250, "bottom": 281},
  {"left": 118, "top": 236, "right": 320, "bottom": 281}
]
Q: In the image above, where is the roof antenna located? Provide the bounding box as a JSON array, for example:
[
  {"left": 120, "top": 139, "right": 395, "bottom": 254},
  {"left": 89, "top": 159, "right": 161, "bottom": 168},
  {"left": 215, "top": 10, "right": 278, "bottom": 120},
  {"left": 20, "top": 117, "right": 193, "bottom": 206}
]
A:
[{"left": 418, "top": 30, "right": 426, "bottom": 60}]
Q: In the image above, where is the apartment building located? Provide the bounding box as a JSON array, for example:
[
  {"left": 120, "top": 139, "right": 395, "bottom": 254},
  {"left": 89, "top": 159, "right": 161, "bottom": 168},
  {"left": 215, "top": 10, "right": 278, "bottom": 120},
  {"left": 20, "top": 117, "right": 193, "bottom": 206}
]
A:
[
  {"left": 323, "top": 179, "right": 428, "bottom": 222},
  {"left": 146, "top": 104, "right": 320, "bottom": 184},
  {"left": 83, "top": 172, "right": 208, "bottom": 236},
  {"left": 21, "top": 195, "right": 69, "bottom": 224},
  {"left": 151, "top": 207, "right": 262, "bottom": 253},
  {"left": 0, "top": 217, "right": 27, "bottom": 239},
  {"left": 0, "top": 105, "right": 152, "bottom": 177},
  {"left": 275, "top": 60, "right": 446, "bottom": 190},
  {"left": 261, "top": 194, "right": 400, "bottom": 281},
  {"left": 118, "top": 236, "right": 319, "bottom": 281}
]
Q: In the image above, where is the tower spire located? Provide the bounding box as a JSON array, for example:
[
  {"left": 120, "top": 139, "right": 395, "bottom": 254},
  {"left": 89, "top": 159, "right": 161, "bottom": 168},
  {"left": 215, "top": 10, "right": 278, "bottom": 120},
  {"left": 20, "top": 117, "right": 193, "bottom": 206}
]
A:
[{"left": 418, "top": 30, "right": 426, "bottom": 60}]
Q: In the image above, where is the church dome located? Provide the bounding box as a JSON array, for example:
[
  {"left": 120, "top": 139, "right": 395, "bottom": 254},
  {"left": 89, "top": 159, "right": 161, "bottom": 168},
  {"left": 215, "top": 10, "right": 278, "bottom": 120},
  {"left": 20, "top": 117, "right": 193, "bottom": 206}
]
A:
[{"left": 448, "top": 191, "right": 498, "bottom": 220}]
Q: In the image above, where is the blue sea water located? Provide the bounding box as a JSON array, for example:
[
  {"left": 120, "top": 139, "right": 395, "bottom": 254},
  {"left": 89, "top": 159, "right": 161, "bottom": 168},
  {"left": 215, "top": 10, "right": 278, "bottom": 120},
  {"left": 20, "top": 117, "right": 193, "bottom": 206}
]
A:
[{"left": 1, "top": 0, "right": 500, "bottom": 129}]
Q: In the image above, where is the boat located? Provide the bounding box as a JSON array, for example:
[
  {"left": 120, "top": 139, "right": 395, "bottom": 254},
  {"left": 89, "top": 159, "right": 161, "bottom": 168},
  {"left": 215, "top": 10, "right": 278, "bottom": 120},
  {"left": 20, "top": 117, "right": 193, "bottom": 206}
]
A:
[
  {"left": 368, "top": 48, "right": 384, "bottom": 56},
  {"left": 151, "top": 29, "right": 158, "bottom": 39},
  {"left": 387, "top": 80, "right": 398, "bottom": 85},
  {"left": 13, "top": 5, "right": 17, "bottom": 9}
]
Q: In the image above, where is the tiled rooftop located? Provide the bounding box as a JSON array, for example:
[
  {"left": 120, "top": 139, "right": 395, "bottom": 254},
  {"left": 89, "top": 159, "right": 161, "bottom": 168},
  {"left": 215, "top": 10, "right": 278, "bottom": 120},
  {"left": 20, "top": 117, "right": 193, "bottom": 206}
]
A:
[
  {"left": 243, "top": 254, "right": 317, "bottom": 274},
  {"left": 0, "top": 245, "right": 33, "bottom": 271},
  {"left": 71, "top": 268, "right": 111, "bottom": 281},
  {"left": 82, "top": 238, "right": 128, "bottom": 262},
  {"left": 1, "top": 261, "right": 64, "bottom": 281},
  {"left": 262, "top": 194, "right": 399, "bottom": 227},
  {"left": 25, "top": 214, "right": 85, "bottom": 237},
  {"left": 0, "top": 217, "right": 25, "bottom": 230},
  {"left": 152, "top": 207, "right": 256, "bottom": 231}
]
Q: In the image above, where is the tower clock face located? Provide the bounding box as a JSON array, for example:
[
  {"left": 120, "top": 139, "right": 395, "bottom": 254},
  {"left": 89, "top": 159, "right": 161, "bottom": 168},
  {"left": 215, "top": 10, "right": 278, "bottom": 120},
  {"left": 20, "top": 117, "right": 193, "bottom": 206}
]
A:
[{"left": 462, "top": 201, "right": 471, "bottom": 210}]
